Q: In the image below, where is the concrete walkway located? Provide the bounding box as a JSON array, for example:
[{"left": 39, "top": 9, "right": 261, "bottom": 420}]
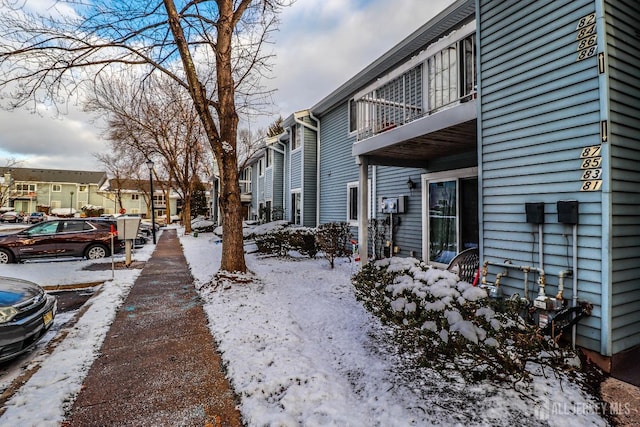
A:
[{"left": 65, "top": 229, "right": 243, "bottom": 426}]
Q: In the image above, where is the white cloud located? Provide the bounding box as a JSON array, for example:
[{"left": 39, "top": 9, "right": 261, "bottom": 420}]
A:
[{"left": 0, "top": 0, "right": 456, "bottom": 169}]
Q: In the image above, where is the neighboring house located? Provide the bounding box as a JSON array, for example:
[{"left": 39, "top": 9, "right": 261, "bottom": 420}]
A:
[
  {"left": 101, "top": 179, "right": 180, "bottom": 218},
  {"left": 0, "top": 167, "right": 108, "bottom": 215},
  {"left": 267, "top": 0, "right": 639, "bottom": 373}
]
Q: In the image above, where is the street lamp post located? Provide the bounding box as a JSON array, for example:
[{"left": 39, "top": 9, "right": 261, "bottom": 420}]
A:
[
  {"left": 70, "top": 191, "right": 74, "bottom": 217},
  {"left": 146, "top": 159, "right": 157, "bottom": 244}
]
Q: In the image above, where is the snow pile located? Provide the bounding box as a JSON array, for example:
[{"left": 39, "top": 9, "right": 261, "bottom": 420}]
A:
[{"left": 182, "top": 235, "right": 606, "bottom": 426}]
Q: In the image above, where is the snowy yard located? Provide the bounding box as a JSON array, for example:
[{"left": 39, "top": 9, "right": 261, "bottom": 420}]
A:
[{"left": 0, "top": 226, "right": 608, "bottom": 426}]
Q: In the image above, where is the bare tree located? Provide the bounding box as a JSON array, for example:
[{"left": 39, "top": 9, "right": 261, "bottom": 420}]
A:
[
  {"left": 88, "top": 74, "right": 212, "bottom": 234},
  {"left": 0, "top": 0, "right": 292, "bottom": 274}
]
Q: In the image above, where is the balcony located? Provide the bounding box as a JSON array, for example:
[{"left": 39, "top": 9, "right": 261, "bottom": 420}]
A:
[{"left": 351, "top": 29, "right": 477, "bottom": 167}]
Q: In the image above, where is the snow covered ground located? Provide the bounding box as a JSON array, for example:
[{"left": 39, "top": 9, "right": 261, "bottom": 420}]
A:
[{"left": 0, "top": 226, "right": 609, "bottom": 426}]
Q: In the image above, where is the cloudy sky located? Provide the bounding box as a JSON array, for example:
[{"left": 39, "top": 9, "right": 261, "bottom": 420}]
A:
[{"left": 0, "top": 0, "right": 455, "bottom": 172}]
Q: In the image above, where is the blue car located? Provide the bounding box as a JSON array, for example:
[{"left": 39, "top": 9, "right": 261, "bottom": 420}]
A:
[{"left": 0, "top": 276, "right": 57, "bottom": 363}]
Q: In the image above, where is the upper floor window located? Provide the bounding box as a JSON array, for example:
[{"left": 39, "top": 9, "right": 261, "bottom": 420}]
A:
[
  {"left": 266, "top": 148, "right": 273, "bottom": 168},
  {"left": 428, "top": 33, "right": 476, "bottom": 112},
  {"left": 132, "top": 194, "right": 139, "bottom": 200},
  {"left": 240, "top": 167, "right": 252, "bottom": 194},
  {"left": 52, "top": 184, "right": 62, "bottom": 192},
  {"left": 78, "top": 185, "right": 88, "bottom": 192},
  {"left": 349, "top": 100, "right": 357, "bottom": 134},
  {"left": 16, "top": 183, "right": 36, "bottom": 192},
  {"left": 291, "top": 125, "right": 302, "bottom": 150},
  {"left": 258, "top": 158, "right": 265, "bottom": 176}
]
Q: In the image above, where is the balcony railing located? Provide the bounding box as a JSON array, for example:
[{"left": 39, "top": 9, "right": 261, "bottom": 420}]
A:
[{"left": 353, "top": 31, "right": 476, "bottom": 142}]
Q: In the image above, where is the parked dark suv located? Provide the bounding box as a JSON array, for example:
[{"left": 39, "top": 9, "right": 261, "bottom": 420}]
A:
[{"left": 0, "top": 219, "right": 123, "bottom": 264}]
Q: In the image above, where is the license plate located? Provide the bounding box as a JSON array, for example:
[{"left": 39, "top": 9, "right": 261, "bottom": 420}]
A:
[{"left": 43, "top": 310, "right": 54, "bottom": 327}]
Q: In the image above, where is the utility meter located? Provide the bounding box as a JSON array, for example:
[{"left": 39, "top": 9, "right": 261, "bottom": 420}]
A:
[{"left": 381, "top": 197, "right": 398, "bottom": 214}]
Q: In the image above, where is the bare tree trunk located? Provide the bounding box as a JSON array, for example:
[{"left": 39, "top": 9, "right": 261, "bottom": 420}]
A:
[{"left": 164, "top": 0, "right": 246, "bottom": 273}]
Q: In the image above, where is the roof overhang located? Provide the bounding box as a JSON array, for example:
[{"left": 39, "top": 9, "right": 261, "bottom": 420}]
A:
[{"left": 352, "top": 100, "right": 477, "bottom": 168}]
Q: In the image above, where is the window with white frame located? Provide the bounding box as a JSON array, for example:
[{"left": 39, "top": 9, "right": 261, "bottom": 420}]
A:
[
  {"left": 346, "top": 180, "right": 372, "bottom": 226},
  {"left": 348, "top": 99, "right": 357, "bottom": 134},
  {"left": 292, "top": 125, "right": 303, "bottom": 150},
  {"left": 427, "top": 33, "right": 476, "bottom": 112},
  {"left": 132, "top": 194, "right": 139, "bottom": 200},
  {"left": 52, "top": 184, "right": 62, "bottom": 192},
  {"left": 266, "top": 148, "right": 273, "bottom": 168},
  {"left": 15, "top": 183, "right": 36, "bottom": 192},
  {"left": 291, "top": 191, "right": 301, "bottom": 225},
  {"left": 258, "top": 158, "right": 265, "bottom": 176},
  {"left": 78, "top": 185, "right": 88, "bottom": 192},
  {"left": 240, "top": 167, "right": 252, "bottom": 194}
]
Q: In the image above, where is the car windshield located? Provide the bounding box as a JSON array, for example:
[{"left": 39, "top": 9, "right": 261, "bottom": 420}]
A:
[{"left": 24, "top": 221, "right": 59, "bottom": 235}]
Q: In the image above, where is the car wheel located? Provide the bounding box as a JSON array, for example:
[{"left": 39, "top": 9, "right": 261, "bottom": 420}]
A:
[
  {"left": 85, "top": 244, "right": 109, "bottom": 260},
  {"left": 0, "top": 248, "right": 14, "bottom": 264}
]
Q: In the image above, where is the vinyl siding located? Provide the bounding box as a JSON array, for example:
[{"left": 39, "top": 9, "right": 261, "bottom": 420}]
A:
[
  {"left": 272, "top": 151, "right": 284, "bottom": 211},
  {"left": 376, "top": 166, "right": 425, "bottom": 258},
  {"left": 479, "top": 0, "right": 603, "bottom": 352},
  {"left": 265, "top": 168, "right": 273, "bottom": 200},
  {"left": 302, "top": 124, "right": 318, "bottom": 227},
  {"left": 291, "top": 150, "right": 302, "bottom": 191},
  {"left": 607, "top": 0, "right": 640, "bottom": 353},
  {"left": 319, "top": 103, "right": 358, "bottom": 224}
]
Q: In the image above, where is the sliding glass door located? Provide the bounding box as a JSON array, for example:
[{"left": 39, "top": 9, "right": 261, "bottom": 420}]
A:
[{"left": 423, "top": 169, "right": 478, "bottom": 265}]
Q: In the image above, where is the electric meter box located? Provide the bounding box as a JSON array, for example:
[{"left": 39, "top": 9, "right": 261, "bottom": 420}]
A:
[
  {"left": 380, "top": 196, "right": 408, "bottom": 214},
  {"left": 117, "top": 217, "right": 141, "bottom": 240}
]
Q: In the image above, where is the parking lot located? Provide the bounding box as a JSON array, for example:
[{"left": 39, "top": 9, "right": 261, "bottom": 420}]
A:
[{"left": 0, "top": 222, "right": 156, "bottom": 405}]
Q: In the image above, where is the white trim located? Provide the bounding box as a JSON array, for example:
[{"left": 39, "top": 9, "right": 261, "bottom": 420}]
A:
[
  {"left": 347, "top": 179, "right": 372, "bottom": 227},
  {"left": 421, "top": 167, "right": 477, "bottom": 265}
]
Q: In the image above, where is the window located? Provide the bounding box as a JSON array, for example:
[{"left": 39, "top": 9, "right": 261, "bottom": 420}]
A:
[
  {"left": 424, "top": 169, "right": 478, "bottom": 265},
  {"left": 347, "top": 183, "right": 358, "bottom": 223},
  {"left": 240, "top": 167, "right": 252, "bottom": 193},
  {"left": 78, "top": 185, "right": 88, "bottom": 192},
  {"left": 291, "top": 125, "right": 302, "bottom": 150},
  {"left": 349, "top": 99, "right": 357, "bottom": 134},
  {"left": 266, "top": 149, "right": 273, "bottom": 168},
  {"left": 427, "top": 33, "right": 476, "bottom": 112},
  {"left": 52, "top": 184, "right": 62, "bottom": 192},
  {"left": 291, "top": 192, "right": 301, "bottom": 225},
  {"left": 16, "top": 183, "right": 36, "bottom": 192},
  {"left": 132, "top": 194, "right": 139, "bottom": 200},
  {"left": 346, "top": 181, "right": 372, "bottom": 226},
  {"left": 258, "top": 158, "right": 265, "bottom": 176}
]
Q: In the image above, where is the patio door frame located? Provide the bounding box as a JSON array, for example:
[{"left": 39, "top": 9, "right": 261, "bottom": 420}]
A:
[{"left": 421, "top": 166, "right": 478, "bottom": 267}]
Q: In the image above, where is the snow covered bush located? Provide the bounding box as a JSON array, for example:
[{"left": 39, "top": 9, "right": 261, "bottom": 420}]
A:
[
  {"left": 352, "top": 257, "right": 577, "bottom": 383},
  {"left": 251, "top": 222, "right": 318, "bottom": 257}
]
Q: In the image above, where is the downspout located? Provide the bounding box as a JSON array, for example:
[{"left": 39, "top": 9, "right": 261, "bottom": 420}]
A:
[
  {"left": 294, "top": 114, "right": 319, "bottom": 227},
  {"left": 284, "top": 127, "right": 292, "bottom": 222},
  {"left": 572, "top": 222, "right": 578, "bottom": 349},
  {"left": 308, "top": 112, "right": 321, "bottom": 227},
  {"left": 596, "top": 0, "right": 612, "bottom": 357}
]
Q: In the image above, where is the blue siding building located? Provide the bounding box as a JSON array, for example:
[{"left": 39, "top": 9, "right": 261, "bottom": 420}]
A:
[{"left": 266, "top": 0, "right": 639, "bottom": 372}]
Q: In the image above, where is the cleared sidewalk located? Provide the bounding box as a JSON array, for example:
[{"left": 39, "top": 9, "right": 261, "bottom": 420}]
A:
[{"left": 65, "top": 229, "right": 243, "bottom": 426}]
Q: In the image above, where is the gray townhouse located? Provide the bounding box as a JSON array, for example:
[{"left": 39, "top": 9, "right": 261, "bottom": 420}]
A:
[{"left": 258, "top": 0, "right": 639, "bottom": 377}]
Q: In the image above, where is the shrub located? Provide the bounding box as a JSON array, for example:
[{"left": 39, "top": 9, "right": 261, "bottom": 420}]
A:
[
  {"left": 352, "top": 257, "right": 578, "bottom": 384},
  {"left": 253, "top": 224, "right": 318, "bottom": 257},
  {"left": 315, "top": 222, "right": 351, "bottom": 268}
]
